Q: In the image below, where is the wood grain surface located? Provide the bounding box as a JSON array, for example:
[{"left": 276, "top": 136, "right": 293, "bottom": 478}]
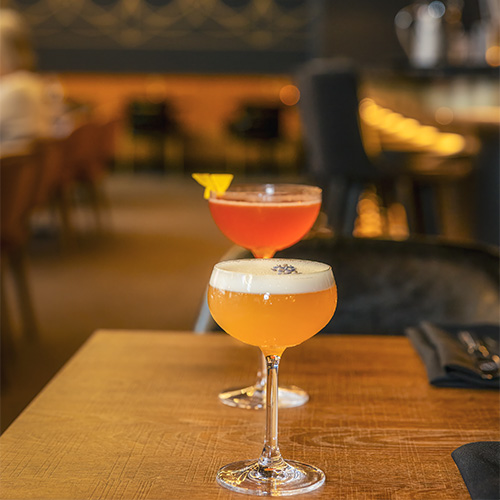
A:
[{"left": 1, "top": 331, "right": 498, "bottom": 499}]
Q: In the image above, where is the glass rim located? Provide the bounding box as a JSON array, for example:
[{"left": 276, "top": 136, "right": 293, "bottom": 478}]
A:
[{"left": 209, "top": 183, "right": 322, "bottom": 201}]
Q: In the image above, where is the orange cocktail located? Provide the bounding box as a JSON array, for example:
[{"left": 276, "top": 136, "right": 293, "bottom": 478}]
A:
[
  {"left": 209, "top": 259, "right": 336, "bottom": 357},
  {"left": 208, "top": 184, "right": 321, "bottom": 259},
  {"left": 209, "top": 282, "right": 336, "bottom": 356},
  {"left": 208, "top": 258, "right": 337, "bottom": 496}
]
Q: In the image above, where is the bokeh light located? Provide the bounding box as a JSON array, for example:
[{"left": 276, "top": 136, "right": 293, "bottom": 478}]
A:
[
  {"left": 280, "top": 84, "right": 300, "bottom": 106},
  {"left": 486, "top": 46, "right": 500, "bottom": 67}
]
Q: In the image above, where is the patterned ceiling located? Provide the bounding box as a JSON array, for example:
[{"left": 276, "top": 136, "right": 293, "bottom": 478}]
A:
[{"left": 11, "top": 0, "right": 313, "bottom": 51}]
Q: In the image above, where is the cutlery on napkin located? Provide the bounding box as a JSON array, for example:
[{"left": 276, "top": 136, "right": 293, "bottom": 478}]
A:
[
  {"left": 457, "top": 330, "right": 500, "bottom": 380},
  {"left": 405, "top": 322, "right": 500, "bottom": 389}
]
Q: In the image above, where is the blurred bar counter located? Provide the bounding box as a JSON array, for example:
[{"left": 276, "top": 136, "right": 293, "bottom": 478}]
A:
[
  {"left": 362, "top": 66, "right": 499, "bottom": 132},
  {"left": 361, "top": 66, "right": 499, "bottom": 248}
]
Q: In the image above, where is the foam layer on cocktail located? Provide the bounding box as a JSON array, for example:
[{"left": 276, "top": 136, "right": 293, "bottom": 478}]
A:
[{"left": 210, "top": 258, "right": 334, "bottom": 295}]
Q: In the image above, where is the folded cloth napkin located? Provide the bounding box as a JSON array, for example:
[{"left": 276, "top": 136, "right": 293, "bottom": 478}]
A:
[
  {"left": 405, "top": 322, "right": 500, "bottom": 389},
  {"left": 452, "top": 442, "right": 500, "bottom": 500}
]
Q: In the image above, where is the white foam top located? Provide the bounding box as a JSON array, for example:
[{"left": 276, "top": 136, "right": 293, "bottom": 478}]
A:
[{"left": 209, "top": 258, "right": 334, "bottom": 294}]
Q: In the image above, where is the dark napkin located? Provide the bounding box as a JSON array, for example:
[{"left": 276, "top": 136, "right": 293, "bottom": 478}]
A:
[
  {"left": 405, "top": 322, "right": 500, "bottom": 389},
  {"left": 452, "top": 442, "right": 500, "bottom": 500}
]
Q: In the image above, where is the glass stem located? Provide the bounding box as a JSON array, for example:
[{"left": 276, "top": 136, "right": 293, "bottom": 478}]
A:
[
  {"left": 258, "top": 354, "right": 286, "bottom": 474},
  {"left": 255, "top": 352, "right": 267, "bottom": 392}
]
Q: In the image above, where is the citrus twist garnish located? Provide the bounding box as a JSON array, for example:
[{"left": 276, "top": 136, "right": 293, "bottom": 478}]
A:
[{"left": 192, "top": 173, "right": 234, "bottom": 199}]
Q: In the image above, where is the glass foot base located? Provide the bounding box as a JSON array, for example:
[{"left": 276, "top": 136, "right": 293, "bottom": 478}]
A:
[
  {"left": 218, "top": 385, "right": 309, "bottom": 410},
  {"left": 217, "top": 459, "right": 325, "bottom": 496}
]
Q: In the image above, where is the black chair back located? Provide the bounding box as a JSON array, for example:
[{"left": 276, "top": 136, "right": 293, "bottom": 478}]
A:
[
  {"left": 296, "top": 58, "right": 375, "bottom": 182},
  {"left": 195, "top": 236, "right": 500, "bottom": 336},
  {"left": 128, "top": 101, "right": 176, "bottom": 135},
  {"left": 228, "top": 104, "right": 281, "bottom": 141}
]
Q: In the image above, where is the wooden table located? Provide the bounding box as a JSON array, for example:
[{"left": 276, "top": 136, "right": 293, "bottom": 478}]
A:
[{"left": 1, "top": 331, "right": 498, "bottom": 499}]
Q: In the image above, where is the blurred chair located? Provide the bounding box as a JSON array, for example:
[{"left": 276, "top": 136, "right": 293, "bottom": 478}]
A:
[
  {"left": 126, "top": 100, "right": 183, "bottom": 173},
  {"left": 32, "top": 137, "right": 65, "bottom": 208},
  {"left": 295, "top": 58, "right": 472, "bottom": 238},
  {"left": 64, "top": 120, "right": 113, "bottom": 235},
  {"left": 97, "top": 117, "right": 119, "bottom": 171},
  {"left": 30, "top": 136, "right": 73, "bottom": 243},
  {"left": 1, "top": 152, "right": 40, "bottom": 342},
  {"left": 226, "top": 103, "right": 292, "bottom": 174},
  {"left": 29, "top": 123, "right": 107, "bottom": 245},
  {"left": 194, "top": 236, "right": 499, "bottom": 335},
  {"left": 229, "top": 104, "right": 281, "bottom": 141}
]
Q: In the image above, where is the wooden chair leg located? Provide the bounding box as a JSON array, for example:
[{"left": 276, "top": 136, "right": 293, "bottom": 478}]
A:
[
  {"left": 9, "top": 250, "right": 38, "bottom": 341},
  {"left": 77, "top": 180, "right": 111, "bottom": 235},
  {"left": 1, "top": 265, "right": 16, "bottom": 388},
  {"left": 88, "top": 182, "right": 110, "bottom": 234},
  {"left": 54, "top": 189, "right": 75, "bottom": 248}
]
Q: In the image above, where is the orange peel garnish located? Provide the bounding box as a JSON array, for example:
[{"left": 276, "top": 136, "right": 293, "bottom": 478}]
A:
[{"left": 192, "top": 173, "right": 234, "bottom": 199}]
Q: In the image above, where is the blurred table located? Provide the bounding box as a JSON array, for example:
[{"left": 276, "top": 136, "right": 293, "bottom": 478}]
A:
[{"left": 0, "top": 330, "right": 498, "bottom": 499}]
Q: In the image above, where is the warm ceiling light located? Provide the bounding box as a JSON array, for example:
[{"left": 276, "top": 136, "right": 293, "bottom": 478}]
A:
[
  {"left": 380, "top": 112, "right": 403, "bottom": 131},
  {"left": 359, "top": 107, "right": 380, "bottom": 125},
  {"left": 434, "top": 133, "right": 466, "bottom": 155},
  {"left": 394, "top": 118, "right": 420, "bottom": 139},
  {"left": 413, "top": 126, "right": 439, "bottom": 146}
]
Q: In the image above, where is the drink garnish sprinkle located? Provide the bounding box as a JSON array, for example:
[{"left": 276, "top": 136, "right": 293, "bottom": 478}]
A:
[
  {"left": 192, "top": 173, "right": 234, "bottom": 199},
  {"left": 271, "top": 264, "right": 299, "bottom": 275}
]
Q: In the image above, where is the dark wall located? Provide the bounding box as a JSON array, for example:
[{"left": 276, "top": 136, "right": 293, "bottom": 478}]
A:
[{"left": 311, "top": 0, "right": 409, "bottom": 68}]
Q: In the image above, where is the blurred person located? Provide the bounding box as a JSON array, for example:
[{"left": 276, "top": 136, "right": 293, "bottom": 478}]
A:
[{"left": 0, "top": 8, "right": 57, "bottom": 156}]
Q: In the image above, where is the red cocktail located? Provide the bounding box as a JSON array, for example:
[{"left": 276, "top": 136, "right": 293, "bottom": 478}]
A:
[{"left": 209, "top": 184, "right": 322, "bottom": 259}]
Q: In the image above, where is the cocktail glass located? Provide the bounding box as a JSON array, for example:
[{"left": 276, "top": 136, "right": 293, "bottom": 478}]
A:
[
  {"left": 208, "top": 258, "right": 337, "bottom": 496},
  {"left": 208, "top": 183, "right": 322, "bottom": 409}
]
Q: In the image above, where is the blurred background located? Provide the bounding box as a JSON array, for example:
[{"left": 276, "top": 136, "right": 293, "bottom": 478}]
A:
[{"left": 1, "top": 0, "right": 499, "bottom": 432}]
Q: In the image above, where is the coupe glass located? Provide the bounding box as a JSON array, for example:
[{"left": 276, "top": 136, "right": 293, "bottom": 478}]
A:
[
  {"left": 208, "top": 258, "right": 337, "bottom": 496},
  {"left": 208, "top": 183, "right": 322, "bottom": 409}
]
